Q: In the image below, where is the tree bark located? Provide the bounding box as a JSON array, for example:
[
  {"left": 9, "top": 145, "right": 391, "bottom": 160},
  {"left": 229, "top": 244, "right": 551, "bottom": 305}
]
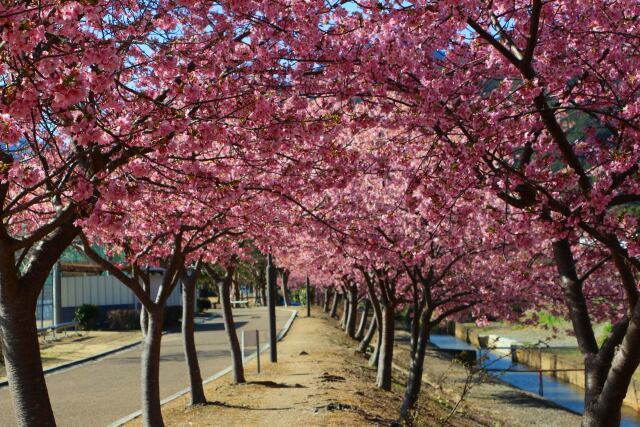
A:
[
  {"left": 362, "top": 275, "right": 383, "bottom": 367},
  {"left": 358, "top": 315, "right": 377, "bottom": 353},
  {"left": 345, "top": 285, "right": 358, "bottom": 339},
  {"left": 377, "top": 303, "right": 395, "bottom": 390},
  {"left": 322, "top": 288, "right": 330, "bottom": 312},
  {"left": 181, "top": 275, "right": 206, "bottom": 405},
  {"left": 355, "top": 298, "right": 370, "bottom": 340},
  {"left": 141, "top": 308, "right": 165, "bottom": 427},
  {"left": 329, "top": 290, "right": 340, "bottom": 318},
  {"left": 400, "top": 309, "right": 431, "bottom": 421},
  {"left": 340, "top": 291, "right": 348, "bottom": 329},
  {"left": 219, "top": 272, "right": 245, "bottom": 383},
  {"left": 0, "top": 299, "right": 56, "bottom": 427}
]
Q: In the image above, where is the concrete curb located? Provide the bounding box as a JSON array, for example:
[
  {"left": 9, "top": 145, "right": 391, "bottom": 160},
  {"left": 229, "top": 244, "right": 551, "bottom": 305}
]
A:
[{"left": 108, "top": 309, "right": 299, "bottom": 427}]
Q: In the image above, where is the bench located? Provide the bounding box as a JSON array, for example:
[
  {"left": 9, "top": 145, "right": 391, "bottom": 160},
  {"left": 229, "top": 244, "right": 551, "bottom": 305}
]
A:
[
  {"left": 37, "top": 321, "right": 80, "bottom": 342},
  {"left": 231, "top": 300, "right": 249, "bottom": 308}
]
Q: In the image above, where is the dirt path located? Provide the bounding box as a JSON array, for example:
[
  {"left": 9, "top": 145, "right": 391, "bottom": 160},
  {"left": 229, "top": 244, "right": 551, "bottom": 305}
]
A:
[{"left": 129, "top": 309, "right": 497, "bottom": 427}]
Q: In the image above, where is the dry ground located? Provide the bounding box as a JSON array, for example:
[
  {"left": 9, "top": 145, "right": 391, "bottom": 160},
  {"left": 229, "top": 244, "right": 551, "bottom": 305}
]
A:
[
  {"left": 0, "top": 330, "right": 141, "bottom": 381},
  {"left": 126, "top": 308, "right": 495, "bottom": 427}
]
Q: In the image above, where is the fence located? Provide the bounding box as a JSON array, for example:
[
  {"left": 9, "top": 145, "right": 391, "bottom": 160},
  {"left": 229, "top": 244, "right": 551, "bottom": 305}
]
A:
[{"left": 36, "top": 272, "right": 182, "bottom": 324}]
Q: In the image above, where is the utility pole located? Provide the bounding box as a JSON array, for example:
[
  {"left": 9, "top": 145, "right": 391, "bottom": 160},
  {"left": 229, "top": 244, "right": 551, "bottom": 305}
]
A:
[
  {"left": 266, "top": 253, "right": 277, "bottom": 362},
  {"left": 53, "top": 262, "right": 62, "bottom": 325},
  {"left": 306, "top": 277, "right": 311, "bottom": 317}
]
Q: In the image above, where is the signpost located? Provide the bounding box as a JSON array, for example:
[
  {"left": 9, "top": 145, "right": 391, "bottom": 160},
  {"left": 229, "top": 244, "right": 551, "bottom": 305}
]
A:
[{"left": 53, "top": 262, "right": 62, "bottom": 325}]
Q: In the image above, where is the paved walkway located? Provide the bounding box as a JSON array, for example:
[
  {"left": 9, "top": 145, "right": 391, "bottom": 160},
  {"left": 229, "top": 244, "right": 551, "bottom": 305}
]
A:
[{"left": 0, "top": 308, "right": 289, "bottom": 427}]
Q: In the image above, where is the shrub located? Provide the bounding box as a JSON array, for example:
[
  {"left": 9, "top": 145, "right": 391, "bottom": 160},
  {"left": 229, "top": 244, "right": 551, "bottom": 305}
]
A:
[
  {"left": 107, "top": 309, "right": 140, "bottom": 330},
  {"left": 197, "top": 298, "right": 212, "bottom": 312},
  {"left": 597, "top": 322, "right": 614, "bottom": 347},
  {"left": 535, "top": 310, "right": 564, "bottom": 330},
  {"left": 75, "top": 304, "right": 99, "bottom": 330}
]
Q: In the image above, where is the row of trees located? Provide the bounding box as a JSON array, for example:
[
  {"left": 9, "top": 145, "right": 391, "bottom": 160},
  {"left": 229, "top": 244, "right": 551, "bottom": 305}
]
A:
[{"left": 0, "top": 1, "right": 639, "bottom": 427}]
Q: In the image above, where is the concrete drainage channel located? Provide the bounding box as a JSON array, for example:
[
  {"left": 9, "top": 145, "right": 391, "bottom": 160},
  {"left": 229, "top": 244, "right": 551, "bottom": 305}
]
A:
[{"left": 108, "top": 309, "right": 298, "bottom": 427}]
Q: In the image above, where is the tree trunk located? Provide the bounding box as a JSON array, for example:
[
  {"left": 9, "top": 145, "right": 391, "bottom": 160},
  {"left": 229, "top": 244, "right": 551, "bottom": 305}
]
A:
[
  {"left": 355, "top": 298, "right": 370, "bottom": 340},
  {"left": 553, "top": 238, "right": 640, "bottom": 427},
  {"left": 141, "top": 308, "right": 165, "bottom": 427},
  {"left": 340, "top": 293, "right": 348, "bottom": 329},
  {"left": 181, "top": 280, "right": 206, "bottom": 405},
  {"left": 358, "top": 315, "right": 377, "bottom": 353},
  {"left": 260, "top": 284, "right": 267, "bottom": 307},
  {"left": 365, "top": 285, "right": 383, "bottom": 367},
  {"left": 219, "top": 277, "right": 245, "bottom": 383},
  {"left": 232, "top": 278, "right": 240, "bottom": 302},
  {"left": 410, "top": 298, "right": 421, "bottom": 359},
  {"left": 0, "top": 298, "right": 56, "bottom": 427},
  {"left": 377, "top": 303, "right": 395, "bottom": 390},
  {"left": 322, "top": 288, "right": 330, "bottom": 312},
  {"left": 369, "top": 327, "right": 382, "bottom": 367},
  {"left": 329, "top": 290, "right": 339, "bottom": 318},
  {"left": 581, "top": 313, "right": 640, "bottom": 427},
  {"left": 400, "top": 309, "right": 431, "bottom": 421},
  {"left": 281, "top": 272, "right": 291, "bottom": 307},
  {"left": 345, "top": 286, "right": 358, "bottom": 339}
]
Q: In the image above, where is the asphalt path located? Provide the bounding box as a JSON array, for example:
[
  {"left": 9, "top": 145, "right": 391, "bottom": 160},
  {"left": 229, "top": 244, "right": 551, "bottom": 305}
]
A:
[{"left": 0, "top": 308, "right": 289, "bottom": 427}]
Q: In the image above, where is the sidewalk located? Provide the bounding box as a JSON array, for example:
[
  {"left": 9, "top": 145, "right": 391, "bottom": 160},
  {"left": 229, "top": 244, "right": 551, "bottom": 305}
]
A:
[{"left": 128, "top": 308, "right": 492, "bottom": 426}]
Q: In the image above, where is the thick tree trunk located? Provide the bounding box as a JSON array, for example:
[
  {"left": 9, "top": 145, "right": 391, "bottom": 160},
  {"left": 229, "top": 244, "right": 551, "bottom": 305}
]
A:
[
  {"left": 140, "top": 307, "right": 149, "bottom": 338},
  {"left": 400, "top": 310, "right": 431, "bottom": 421},
  {"left": 355, "top": 298, "right": 370, "bottom": 340},
  {"left": 345, "top": 286, "right": 358, "bottom": 339},
  {"left": 0, "top": 298, "right": 56, "bottom": 427},
  {"left": 329, "top": 290, "right": 339, "bottom": 318},
  {"left": 322, "top": 288, "right": 330, "bottom": 312},
  {"left": 219, "top": 278, "right": 245, "bottom": 383},
  {"left": 377, "top": 303, "right": 395, "bottom": 390},
  {"left": 182, "top": 280, "right": 206, "bottom": 405},
  {"left": 141, "top": 309, "right": 165, "bottom": 427},
  {"left": 358, "top": 315, "right": 377, "bottom": 353}
]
